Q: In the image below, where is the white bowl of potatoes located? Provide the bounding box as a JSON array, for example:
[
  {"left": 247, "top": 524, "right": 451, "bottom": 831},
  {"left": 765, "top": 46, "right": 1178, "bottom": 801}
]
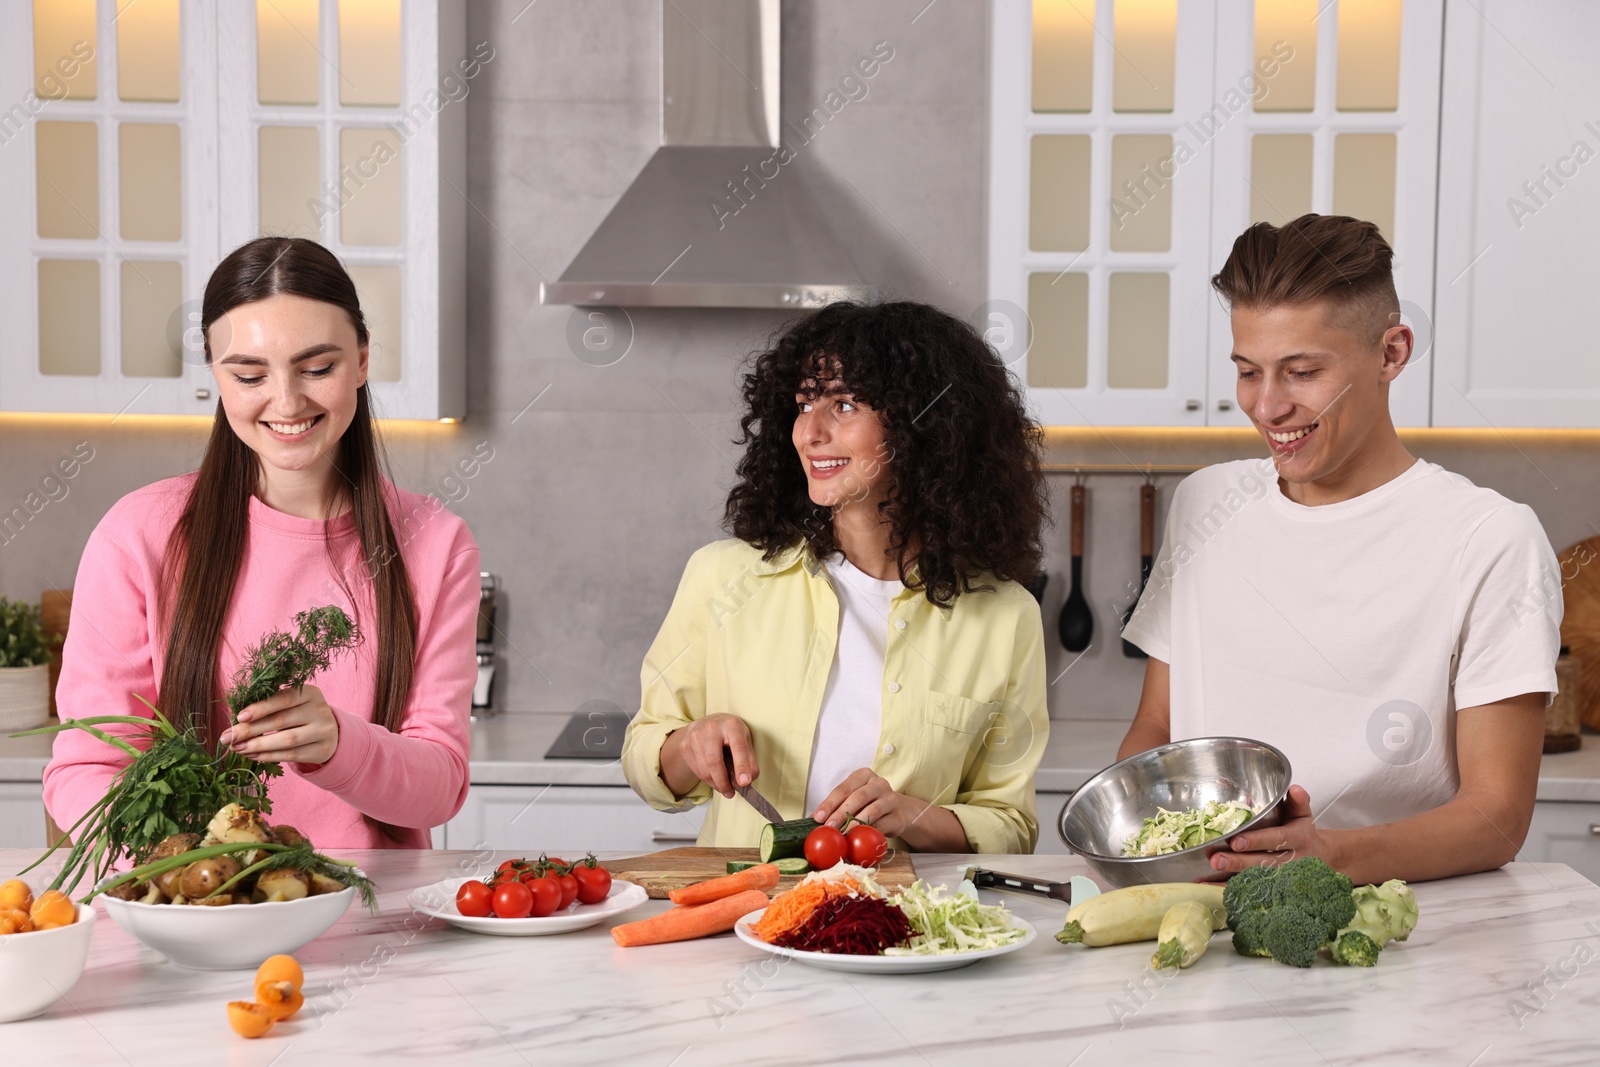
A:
[{"left": 97, "top": 804, "right": 359, "bottom": 971}]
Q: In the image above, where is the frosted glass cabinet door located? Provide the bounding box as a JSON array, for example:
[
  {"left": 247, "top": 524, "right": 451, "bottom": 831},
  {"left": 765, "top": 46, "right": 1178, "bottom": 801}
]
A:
[
  {"left": 0, "top": 1, "right": 464, "bottom": 419},
  {"left": 1432, "top": 2, "right": 1600, "bottom": 428}
]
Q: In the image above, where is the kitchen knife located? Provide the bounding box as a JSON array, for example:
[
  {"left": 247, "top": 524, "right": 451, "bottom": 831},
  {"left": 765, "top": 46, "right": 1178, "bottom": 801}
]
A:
[
  {"left": 723, "top": 747, "right": 783, "bottom": 824},
  {"left": 961, "top": 865, "right": 1078, "bottom": 904}
]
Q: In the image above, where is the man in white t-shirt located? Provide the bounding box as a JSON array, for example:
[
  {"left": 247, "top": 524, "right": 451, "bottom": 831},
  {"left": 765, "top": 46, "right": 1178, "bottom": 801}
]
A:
[{"left": 1120, "top": 214, "right": 1561, "bottom": 883}]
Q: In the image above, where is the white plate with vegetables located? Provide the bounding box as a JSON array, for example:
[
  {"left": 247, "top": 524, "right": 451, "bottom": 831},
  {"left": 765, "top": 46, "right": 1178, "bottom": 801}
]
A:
[
  {"left": 734, "top": 876, "right": 1037, "bottom": 974},
  {"left": 408, "top": 877, "right": 648, "bottom": 936},
  {"left": 735, "top": 909, "right": 1036, "bottom": 973}
]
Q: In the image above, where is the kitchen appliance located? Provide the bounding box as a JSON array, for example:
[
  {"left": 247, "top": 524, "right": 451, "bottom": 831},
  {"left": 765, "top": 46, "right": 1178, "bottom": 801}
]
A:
[
  {"left": 1058, "top": 736, "right": 1291, "bottom": 888},
  {"left": 472, "top": 572, "right": 496, "bottom": 718},
  {"left": 960, "top": 866, "right": 1077, "bottom": 904},
  {"left": 543, "top": 704, "right": 631, "bottom": 760},
  {"left": 538, "top": 0, "right": 873, "bottom": 309}
]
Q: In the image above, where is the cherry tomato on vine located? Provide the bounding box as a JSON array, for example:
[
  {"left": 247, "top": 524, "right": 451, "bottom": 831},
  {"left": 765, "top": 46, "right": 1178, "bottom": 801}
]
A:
[
  {"left": 491, "top": 880, "right": 533, "bottom": 919},
  {"left": 455, "top": 880, "right": 493, "bottom": 918},
  {"left": 526, "top": 876, "right": 561, "bottom": 917},
  {"left": 846, "top": 823, "right": 888, "bottom": 867},
  {"left": 804, "top": 825, "right": 848, "bottom": 870},
  {"left": 572, "top": 859, "right": 612, "bottom": 905}
]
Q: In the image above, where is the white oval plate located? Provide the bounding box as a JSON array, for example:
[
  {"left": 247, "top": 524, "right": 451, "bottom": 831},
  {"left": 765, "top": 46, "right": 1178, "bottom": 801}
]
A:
[
  {"left": 734, "top": 908, "right": 1037, "bottom": 973},
  {"left": 407, "top": 877, "right": 648, "bottom": 936}
]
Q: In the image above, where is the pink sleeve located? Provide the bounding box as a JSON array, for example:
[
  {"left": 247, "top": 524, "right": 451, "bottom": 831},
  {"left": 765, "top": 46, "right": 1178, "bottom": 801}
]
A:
[
  {"left": 289, "top": 539, "right": 479, "bottom": 829},
  {"left": 42, "top": 524, "right": 160, "bottom": 834}
]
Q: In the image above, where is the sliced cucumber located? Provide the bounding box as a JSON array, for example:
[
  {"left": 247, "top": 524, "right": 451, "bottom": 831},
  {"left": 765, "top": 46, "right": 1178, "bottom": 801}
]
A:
[
  {"left": 727, "top": 857, "right": 810, "bottom": 875},
  {"left": 758, "top": 818, "right": 820, "bottom": 863}
]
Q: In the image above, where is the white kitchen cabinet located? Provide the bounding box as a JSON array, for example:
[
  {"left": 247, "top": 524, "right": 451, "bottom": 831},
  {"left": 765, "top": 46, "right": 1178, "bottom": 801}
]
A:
[
  {"left": 990, "top": 0, "right": 1441, "bottom": 428},
  {"left": 0, "top": 1, "right": 464, "bottom": 420},
  {"left": 0, "top": 782, "right": 47, "bottom": 850},
  {"left": 1432, "top": 2, "right": 1600, "bottom": 428},
  {"left": 444, "top": 785, "right": 707, "bottom": 854},
  {"left": 1516, "top": 800, "right": 1600, "bottom": 887}
]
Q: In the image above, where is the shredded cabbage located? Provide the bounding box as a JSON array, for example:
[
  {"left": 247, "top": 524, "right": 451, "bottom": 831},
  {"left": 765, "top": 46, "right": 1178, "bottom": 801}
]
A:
[
  {"left": 882, "top": 881, "right": 1027, "bottom": 956},
  {"left": 1121, "top": 799, "right": 1254, "bottom": 857},
  {"left": 803, "top": 862, "right": 886, "bottom": 898}
]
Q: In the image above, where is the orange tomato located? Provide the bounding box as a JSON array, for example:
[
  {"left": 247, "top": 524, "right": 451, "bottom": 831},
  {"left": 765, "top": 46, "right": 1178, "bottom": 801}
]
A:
[
  {"left": 227, "top": 1000, "right": 275, "bottom": 1039},
  {"left": 0, "top": 879, "right": 32, "bottom": 912},
  {"left": 29, "top": 890, "right": 74, "bottom": 930}
]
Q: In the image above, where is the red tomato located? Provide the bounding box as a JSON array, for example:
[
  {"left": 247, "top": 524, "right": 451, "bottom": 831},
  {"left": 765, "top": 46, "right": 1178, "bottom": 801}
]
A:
[
  {"left": 543, "top": 856, "right": 568, "bottom": 868},
  {"left": 804, "top": 825, "right": 848, "bottom": 869},
  {"left": 491, "top": 880, "right": 533, "bottom": 919},
  {"left": 554, "top": 871, "right": 579, "bottom": 910},
  {"left": 456, "top": 880, "right": 493, "bottom": 918},
  {"left": 526, "top": 875, "right": 561, "bottom": 917},
  {"left": 846, "top": 824, "right": 888, "bottom": 867},
  {"left": 573, "top": 863, "right": 612, "bottom": 905}
]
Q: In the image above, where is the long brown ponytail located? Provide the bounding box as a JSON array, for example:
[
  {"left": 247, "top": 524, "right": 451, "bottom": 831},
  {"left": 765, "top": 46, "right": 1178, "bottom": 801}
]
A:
[{"left": 157, "top": 237, "right": 419, "bottom": 771}]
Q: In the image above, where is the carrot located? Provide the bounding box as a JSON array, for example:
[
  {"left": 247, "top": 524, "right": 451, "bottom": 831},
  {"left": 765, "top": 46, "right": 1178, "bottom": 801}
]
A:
[
  {"left": 667, "top": 864, "right": 781, "bottom": 906},
  {"left": 611, "top": 888, "right": 771, "bottom": 948}
]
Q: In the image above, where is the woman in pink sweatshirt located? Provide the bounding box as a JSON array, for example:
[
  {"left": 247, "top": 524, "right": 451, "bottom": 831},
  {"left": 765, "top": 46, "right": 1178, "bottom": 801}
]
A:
[{"left": 43, "top": 237, "right": 480, "bottom": 850}]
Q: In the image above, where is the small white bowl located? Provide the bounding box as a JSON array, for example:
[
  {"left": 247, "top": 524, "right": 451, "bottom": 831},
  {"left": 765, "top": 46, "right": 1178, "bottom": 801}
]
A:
[
  {"left": 0, "top": 903, "right": 96, "bottom": 1023},
  {"left": 100, "top": 887, "right": 355, "bottom": 970}
]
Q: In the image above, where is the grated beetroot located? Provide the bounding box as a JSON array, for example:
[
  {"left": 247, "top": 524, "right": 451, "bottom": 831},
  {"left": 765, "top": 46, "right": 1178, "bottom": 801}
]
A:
[{"left": 773, "top": 895, "right": 912, "bottom": 955}]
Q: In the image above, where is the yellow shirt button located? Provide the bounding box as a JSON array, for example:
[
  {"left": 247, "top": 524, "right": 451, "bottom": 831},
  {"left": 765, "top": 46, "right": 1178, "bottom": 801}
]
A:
[
  {"left": 895, "top": 619, "right": 907, "bottom": 630},
  {"left": 882, "top": 743, "right": 895, "bottom": 755},
  {"left": 887, "top": 682, "right": 900, "bottom": 693}
]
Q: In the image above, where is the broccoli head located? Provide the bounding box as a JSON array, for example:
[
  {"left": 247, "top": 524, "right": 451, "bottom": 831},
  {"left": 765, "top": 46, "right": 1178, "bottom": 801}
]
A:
[
  {"left": 1228, "top": 908, "right": 1273, "bottom": 958},
  {"left": 1223, "top": 864, "right": 1277, "bottom": 926},
  {"left": 1260, "top": 905, "right": 1327, "bottom": 968},
  {"left": 1270, "top": 857, "right": 1356, "bottom": 935},
  {"left": 1338, "top": 879, "right": 1418, "bottom": 950},
  {"left": 1329, "top": 929, "right": 1382, "bottom": 967}
]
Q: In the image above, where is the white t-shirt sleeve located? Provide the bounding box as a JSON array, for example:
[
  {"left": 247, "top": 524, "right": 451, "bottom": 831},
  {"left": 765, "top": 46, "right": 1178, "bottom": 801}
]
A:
[{"left": 1452, "top": 503, "right": 1562, "bottom": 710}]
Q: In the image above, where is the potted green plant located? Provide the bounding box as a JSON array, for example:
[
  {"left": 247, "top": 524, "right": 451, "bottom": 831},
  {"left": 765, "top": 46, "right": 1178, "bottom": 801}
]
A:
[{"left": 0, "top": 597, "right": 58, "bottom": 732}]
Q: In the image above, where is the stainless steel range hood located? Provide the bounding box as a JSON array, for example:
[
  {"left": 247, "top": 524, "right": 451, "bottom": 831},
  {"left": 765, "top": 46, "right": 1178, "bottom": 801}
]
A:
[{"left": 538, "top": 0, "right": 875, "bottom": 309}]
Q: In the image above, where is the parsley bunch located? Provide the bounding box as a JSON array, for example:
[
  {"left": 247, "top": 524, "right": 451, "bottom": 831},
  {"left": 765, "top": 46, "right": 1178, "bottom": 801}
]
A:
[{"left": 14, "top": 606, "right": 361, "bottom": 897}]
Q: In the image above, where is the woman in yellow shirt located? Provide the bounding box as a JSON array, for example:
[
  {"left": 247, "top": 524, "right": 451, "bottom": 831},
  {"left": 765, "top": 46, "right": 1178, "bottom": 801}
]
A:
[{"left": 622, "top": 301, "right": 1051, "bottom": 853}]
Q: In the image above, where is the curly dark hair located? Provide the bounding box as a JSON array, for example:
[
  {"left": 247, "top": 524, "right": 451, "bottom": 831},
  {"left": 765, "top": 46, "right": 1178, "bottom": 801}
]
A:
[{"left": 724, "top": 301, "right": 1049, "bottom": 606}]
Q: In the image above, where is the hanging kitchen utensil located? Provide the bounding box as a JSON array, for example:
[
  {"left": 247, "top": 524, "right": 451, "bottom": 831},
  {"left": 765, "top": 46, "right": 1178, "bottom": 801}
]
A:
[
  {"left": 1058, "top": 479, "right": 1093, "bottom": 652},
  {"left": 1122, "top": 483, "right": 1155, "bottom": 658}
]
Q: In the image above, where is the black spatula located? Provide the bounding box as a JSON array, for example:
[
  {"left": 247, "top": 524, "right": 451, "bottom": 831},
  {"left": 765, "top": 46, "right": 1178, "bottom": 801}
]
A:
[{"left": 1058, "top": 483, "right": 1093, "bottom": 652}]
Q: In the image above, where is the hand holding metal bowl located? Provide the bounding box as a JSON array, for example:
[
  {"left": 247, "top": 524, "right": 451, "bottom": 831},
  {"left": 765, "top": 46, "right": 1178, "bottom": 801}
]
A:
[{"left": 1058, "top": 737, "right": 1292, "bottom": 889}]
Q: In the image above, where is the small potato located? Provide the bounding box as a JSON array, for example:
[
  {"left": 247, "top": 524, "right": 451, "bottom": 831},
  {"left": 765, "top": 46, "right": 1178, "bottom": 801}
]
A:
[
  {"left": 253, "top": 869, "right": 310, "bottom": 904},
  {"left": 179, "top": 856, "right": 242, "bottom": 900}
]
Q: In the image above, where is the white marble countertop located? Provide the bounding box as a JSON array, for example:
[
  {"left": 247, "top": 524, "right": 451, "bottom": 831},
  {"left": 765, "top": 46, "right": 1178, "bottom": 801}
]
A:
[
  {"left": 9, "top": 715, "right": 1600, "bottom": 801},
  {"left": 3, "top": 847, "right": 1598, "bottom": 1064}
]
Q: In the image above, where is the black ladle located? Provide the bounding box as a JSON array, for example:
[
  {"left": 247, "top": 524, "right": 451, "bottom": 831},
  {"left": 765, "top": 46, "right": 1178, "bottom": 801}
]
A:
[{"left": 1058, "top": 482, "right": 1093, "bottom": 652}]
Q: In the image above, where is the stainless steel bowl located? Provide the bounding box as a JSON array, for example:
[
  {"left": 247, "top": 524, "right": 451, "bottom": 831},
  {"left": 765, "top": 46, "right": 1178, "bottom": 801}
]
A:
[{"left": 1058, "top": 736, "right": 1292, "bottom": 888}]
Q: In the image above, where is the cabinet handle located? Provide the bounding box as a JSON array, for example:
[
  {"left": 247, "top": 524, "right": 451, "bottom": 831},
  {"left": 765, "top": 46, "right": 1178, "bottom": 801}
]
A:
[
  {"left": 1217, "top": 399, "right": 1233, "bottom": 411},
  {"left": 1184, "top": 399, "right": 1201, "bottom": 411},
  {"left": 1590, "top": 824, "right": 1600, "bottom": 836},
  {"left": 650, "top": 831, "right": 700, "bottom": 843}
]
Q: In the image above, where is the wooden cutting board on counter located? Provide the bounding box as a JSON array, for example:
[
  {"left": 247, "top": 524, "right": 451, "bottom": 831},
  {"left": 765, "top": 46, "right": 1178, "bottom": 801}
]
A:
[{"left": 607, "top": 847, "right": 917, "bottom": 900}]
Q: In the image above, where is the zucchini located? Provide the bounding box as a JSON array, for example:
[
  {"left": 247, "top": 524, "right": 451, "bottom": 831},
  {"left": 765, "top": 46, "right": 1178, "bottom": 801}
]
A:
[
  {"left": 1151, "top": 899, "right": 1222, "bottom": 970},
  {"left": 727, "top": 857, "right": 810, "bottom": 875},
  {"left": 758, "top": 819, "right": 820, "bottom": 863},
  {"left": 1054, "top": 883, "right": 1226, "bottom": 946}
]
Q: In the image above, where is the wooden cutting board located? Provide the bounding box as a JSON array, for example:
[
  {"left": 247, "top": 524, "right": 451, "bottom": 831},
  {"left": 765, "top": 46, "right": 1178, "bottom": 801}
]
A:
[
  {"left": 607, "top": 847, "right": 917, "bottom": 900},
  {"left": 1559, "top": 536, "right": 1600, "bottom": 730}
]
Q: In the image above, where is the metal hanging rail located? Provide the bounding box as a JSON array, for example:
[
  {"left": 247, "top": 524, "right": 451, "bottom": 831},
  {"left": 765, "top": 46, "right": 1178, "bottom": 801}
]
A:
[{"left": 1041, "top": 463, "right": 1204, "bottom": 476}]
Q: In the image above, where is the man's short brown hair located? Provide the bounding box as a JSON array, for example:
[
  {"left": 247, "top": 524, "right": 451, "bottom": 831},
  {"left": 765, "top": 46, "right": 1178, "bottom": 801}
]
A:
[{"left": 1212, "top": 214, "right": 1400, "bottom": 345}]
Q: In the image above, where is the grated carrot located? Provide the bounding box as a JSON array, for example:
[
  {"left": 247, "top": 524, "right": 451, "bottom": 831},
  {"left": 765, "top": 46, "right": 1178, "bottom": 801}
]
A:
[{"left": 751, "top": 878, "right": 857, "bottom": 943}]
